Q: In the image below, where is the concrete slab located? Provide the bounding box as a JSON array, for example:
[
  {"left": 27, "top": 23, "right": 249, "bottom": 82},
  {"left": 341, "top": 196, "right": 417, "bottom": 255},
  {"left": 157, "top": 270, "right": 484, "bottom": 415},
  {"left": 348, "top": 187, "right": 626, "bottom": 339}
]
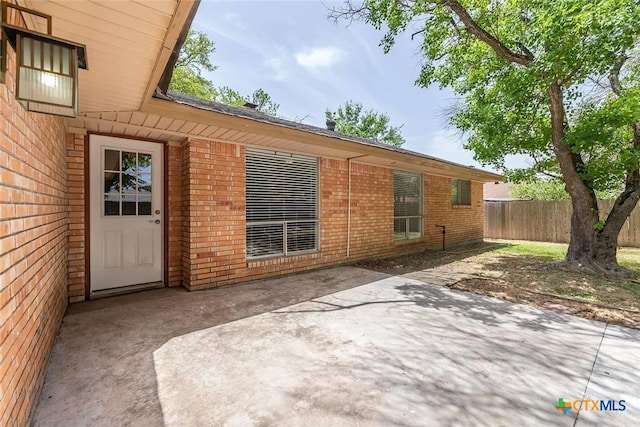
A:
[
  {"left": 33, "top": 267, "right": 389, "bottom": 426},
  {"left": 33, "top": 267, "right": 639, "bottom": 426},
  {"left": 575, "top": 324, "right": 640, "bottom": 426}
]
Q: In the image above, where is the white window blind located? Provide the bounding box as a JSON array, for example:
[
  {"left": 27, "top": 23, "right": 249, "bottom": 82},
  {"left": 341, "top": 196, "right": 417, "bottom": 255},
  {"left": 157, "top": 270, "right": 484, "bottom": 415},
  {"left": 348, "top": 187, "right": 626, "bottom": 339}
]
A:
[
  {"left": 451, "top": 179, "right": 471, "bottom": 205},
  {"left": 394, "top": 171, "right": 423, "bottom": 240},
  {"left": 246, "top": 148, "right": 318, "bottom": 258}
]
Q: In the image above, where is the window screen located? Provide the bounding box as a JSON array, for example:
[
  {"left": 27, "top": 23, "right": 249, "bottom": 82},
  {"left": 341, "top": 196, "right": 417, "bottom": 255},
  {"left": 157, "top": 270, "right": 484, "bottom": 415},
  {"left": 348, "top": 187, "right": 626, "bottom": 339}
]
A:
[
  {"left": 394, "top": 171, "right": 423, "bottom": 240},
  {"left": 451, "top": 179, "right": 471, "bottom": 205},
  {"left": 246, "top": 148, "right": 318, "bottom": 258}
]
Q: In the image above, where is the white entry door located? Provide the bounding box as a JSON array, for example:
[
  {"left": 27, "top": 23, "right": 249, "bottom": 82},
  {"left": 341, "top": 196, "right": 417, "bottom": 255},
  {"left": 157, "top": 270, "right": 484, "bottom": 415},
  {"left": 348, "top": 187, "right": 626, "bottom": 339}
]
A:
[{"left": 90, "top": 135, "right": 163, "bottom": 291}]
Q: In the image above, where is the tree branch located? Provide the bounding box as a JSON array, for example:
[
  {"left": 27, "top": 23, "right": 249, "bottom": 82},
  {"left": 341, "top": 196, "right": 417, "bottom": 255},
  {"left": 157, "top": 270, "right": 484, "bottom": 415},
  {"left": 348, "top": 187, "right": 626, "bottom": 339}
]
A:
[
  {"left": 605, "top": 53, "right": 639, "bottom": 234},
  {"left": 561, "top": 61, "right": 584, "bottom": 85},
  {"left": 441, "top": 0, "right": 533, "bottom": 66},
  {"left": 530, "top": 153, "right": 561, "bottom": 179},
  {"left": 547, "top": 84, "right": 597, "bottom": 206},
  {"left": 609, "top": 56, "right": 627, "bottom": 97}
]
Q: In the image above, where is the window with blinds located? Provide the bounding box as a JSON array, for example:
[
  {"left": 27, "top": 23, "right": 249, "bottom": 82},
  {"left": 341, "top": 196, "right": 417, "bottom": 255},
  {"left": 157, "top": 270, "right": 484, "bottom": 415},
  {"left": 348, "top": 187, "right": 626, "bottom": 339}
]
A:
[
  {"left": 394, "top": 171, "right": 423, "bottom": 240},
  {"left": 451, "top": 179, "right": 471, "bottom": 205},
  {"left": 246, "top": 148, "right": 319, "bottom": 259}
]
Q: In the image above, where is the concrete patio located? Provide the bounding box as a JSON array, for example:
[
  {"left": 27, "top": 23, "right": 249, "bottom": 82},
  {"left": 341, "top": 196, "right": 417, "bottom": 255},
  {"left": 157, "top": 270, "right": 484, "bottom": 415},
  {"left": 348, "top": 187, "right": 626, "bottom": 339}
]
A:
[{"left": 33, "top": 267, "right": 639, "bottom": 426}]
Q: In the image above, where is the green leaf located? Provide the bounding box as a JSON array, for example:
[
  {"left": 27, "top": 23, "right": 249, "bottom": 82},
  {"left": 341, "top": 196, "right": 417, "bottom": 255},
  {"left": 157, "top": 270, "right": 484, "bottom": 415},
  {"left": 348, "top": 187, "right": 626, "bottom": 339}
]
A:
[{"left": 326, "top": 100, "right": 405, "bottom": 146}]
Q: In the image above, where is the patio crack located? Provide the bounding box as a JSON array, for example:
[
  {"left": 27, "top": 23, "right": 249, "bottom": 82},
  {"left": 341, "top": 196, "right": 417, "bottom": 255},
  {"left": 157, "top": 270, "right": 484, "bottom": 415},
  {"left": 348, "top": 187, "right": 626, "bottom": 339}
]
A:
[
  {"left": 572, "top": 322, "right": 608, "bottom": 427},
  {"left": 274, "top": 299, "right": 416, "bottom": 314}
]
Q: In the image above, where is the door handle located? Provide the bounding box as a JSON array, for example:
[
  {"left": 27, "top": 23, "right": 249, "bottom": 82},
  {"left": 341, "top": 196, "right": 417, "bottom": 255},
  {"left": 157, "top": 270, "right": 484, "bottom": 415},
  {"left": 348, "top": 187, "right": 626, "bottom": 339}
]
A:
[{"left": 149, "top": 219, "right": 161, "bottom": 224}]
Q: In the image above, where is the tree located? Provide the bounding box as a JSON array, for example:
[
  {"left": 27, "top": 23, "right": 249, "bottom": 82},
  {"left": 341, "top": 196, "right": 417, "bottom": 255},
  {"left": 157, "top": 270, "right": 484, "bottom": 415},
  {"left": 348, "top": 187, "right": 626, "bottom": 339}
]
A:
[
  {"left": 248, "top": 88, "right": 280, "bottom": 116},
  {"left": 332, "top": 1, "right": 640, "bottom": 275},
  {"left": 217, "top": 86, "right": 246, "bottom": 106},
  {"left": 325, "top": 101, "right": 405, "bottom": 146},
  {"left": 216, "top": 87, "right": 280, "bottom": 116},
  {"left": 169, "top": 30, "right": 218, "bottom": 99},
  {"left": 169, "top": 67, "right": 218, "bottom": 101},
  {"left": 169, "top": 30, "right": 280, "bottom": 115},
  {"left": 175, "top": 29, "right": 217, "bottom": 74}
]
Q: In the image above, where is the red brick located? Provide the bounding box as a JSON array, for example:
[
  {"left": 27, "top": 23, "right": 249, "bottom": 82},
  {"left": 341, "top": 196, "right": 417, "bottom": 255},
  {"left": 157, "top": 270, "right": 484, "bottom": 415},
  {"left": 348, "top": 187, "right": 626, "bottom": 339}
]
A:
[{"left": 0, "top": 21, "right": 68, "bottom": 424}]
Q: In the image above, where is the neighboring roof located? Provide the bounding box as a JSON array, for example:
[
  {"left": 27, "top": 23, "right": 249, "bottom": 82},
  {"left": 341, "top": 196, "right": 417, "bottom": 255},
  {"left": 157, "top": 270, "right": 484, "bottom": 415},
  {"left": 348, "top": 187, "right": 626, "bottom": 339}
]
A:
[
  {"left": 484, "top": 182, "right": 515, "bottom": 200},
  {"left": 165, "top": 91, "right": 503, "bottom": 181}
]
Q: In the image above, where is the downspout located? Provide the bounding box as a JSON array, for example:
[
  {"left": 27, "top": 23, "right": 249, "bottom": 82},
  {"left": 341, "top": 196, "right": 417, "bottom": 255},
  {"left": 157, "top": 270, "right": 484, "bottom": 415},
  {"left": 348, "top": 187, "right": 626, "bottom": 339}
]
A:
[
  {"left": 347, "top": 158, "right": 352, "bottom": 258},
  {"left": 345, "top": 155, "right": 368, "bottom": 258}
]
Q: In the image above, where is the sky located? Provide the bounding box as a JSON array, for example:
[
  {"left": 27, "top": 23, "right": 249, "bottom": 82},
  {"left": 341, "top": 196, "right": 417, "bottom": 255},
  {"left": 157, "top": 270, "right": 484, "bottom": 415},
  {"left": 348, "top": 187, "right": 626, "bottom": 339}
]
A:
[{"left": 191, "top": 0, "right": 530, "bottom": 173}]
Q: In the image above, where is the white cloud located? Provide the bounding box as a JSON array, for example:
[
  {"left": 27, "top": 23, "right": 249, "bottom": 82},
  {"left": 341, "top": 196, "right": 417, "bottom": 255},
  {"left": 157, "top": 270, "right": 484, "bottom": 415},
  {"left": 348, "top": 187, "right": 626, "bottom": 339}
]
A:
[
  {"left": 295, "top": 46, "right": 345, "bottom": 70},
  {"left": 263, "top": 56, "right": 289, "bottom": 81}
]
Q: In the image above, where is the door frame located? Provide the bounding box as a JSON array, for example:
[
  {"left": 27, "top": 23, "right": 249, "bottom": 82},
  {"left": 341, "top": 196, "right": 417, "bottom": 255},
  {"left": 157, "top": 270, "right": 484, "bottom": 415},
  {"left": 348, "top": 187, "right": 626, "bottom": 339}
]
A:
[{"left": 84, "top": 132, "right": 169, "bottom": 300}]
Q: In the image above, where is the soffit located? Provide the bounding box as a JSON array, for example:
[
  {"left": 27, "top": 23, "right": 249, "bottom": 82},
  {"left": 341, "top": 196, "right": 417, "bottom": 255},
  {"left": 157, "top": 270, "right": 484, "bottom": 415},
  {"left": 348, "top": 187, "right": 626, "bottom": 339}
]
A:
[
  {"left": 70, "top": 105, "right": 502, "bottom": 182},
  {"left": 17, "top": 0, "right": 195, "bottom": 113}
]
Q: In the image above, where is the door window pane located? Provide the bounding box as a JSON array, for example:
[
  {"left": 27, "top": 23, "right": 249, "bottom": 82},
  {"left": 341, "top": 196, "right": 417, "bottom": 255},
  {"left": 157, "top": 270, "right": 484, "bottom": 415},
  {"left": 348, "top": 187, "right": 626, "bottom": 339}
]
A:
[
  {"left": 138, "top": 153, "right": 152, "bottom": 174},
  {"left": 122, "top": 194, "right": 136, "bottom": 215},
  {"left": 138, "top": 174, "right": 152, "bottom": 193},
  {"left": 104, "top": 199, "right": 119, "bottom": 216},
  {"left": 103, "top": 148, "right": 154, "bottom": 217},
  {"left": 104, "top": 172, "right": 120, "bottom": 193},
  {"left": 138, "top": 201, "right": 152, "bottom": 215},
  {"left": 122, "top": 173, "right": 136, "bottom": 193},
  {"left": 104, "top": 150, "right": 120, "bottom": 171},
  {"left": 122, "top": 151, "right": 137, "bottom": 173}
]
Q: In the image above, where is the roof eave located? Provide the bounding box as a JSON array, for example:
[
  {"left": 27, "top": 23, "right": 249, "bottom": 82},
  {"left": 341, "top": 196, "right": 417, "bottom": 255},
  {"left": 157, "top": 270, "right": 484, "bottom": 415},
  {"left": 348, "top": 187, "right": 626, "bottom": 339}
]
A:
[
  {"left": 143, "top": 96, "right": 503, "bottom": 182},
  {"left": 139, "top": 0, "right": 201, "bottom": 110}
]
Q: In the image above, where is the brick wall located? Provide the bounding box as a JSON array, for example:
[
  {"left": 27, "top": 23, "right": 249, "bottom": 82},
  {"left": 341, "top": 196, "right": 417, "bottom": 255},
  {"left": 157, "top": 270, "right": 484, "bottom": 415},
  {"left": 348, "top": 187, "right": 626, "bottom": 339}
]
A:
[
  {"left": 179, "top": 139, "right": 485, "bottom": 290},
  {"left": 0, "top": 39, "right": 69, "bottom": 426},
  {"left": 64, "top": 135, "right": 485, "bottom": 297},
  {"left": 424, "top": 175, "right": 484, "bottom": 247},
  {"left": 67, "top": 134, "right": 86, "bottom": 302},
  {"left": 167, "top": 143, "right": 182, "bottom": 286},
  {"left": 181, "top": 139, "right": 246, "bottom": 289}
]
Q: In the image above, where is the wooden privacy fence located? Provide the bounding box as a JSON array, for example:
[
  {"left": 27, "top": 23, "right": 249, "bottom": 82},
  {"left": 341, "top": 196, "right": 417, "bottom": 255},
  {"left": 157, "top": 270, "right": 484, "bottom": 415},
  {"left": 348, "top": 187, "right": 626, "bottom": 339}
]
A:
[{"left": 484, "top": 200, "right": 640, "bottom": 247}]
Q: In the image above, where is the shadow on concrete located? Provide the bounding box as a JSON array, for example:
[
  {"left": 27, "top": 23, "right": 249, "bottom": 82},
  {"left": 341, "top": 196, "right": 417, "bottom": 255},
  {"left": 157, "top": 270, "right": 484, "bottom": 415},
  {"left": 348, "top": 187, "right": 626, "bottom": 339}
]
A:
[
  {"left": 150, "top": 277, "right": 618, "bottom": 426},
  {"left": 269, "top": 280, "right": 607, "bottom": 426},
  {"left": 34, "top": 266, "right": 639, "bottom": 426},
  {"left": 276, "top": 280, "right": 575, "bottom": 333}
]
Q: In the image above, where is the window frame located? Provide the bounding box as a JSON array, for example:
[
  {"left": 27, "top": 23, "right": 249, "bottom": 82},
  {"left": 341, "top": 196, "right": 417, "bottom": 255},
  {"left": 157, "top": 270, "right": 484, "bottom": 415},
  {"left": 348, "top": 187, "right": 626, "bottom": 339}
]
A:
[
  {"left": 393, "top": 170, "right": 424, "bottom": 241},
  {"left": 451, "top": 179, "right": 472, "bottom": 206},
  {"left": 245, "top": 148, "right": 320, "bottom": 260}
]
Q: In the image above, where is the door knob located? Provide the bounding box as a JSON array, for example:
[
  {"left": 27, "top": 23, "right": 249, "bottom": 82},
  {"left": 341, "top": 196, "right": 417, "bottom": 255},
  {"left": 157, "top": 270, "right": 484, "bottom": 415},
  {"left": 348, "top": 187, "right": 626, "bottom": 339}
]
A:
[{"left": 149, "top": 219, "right": 161, "bottom": 224}]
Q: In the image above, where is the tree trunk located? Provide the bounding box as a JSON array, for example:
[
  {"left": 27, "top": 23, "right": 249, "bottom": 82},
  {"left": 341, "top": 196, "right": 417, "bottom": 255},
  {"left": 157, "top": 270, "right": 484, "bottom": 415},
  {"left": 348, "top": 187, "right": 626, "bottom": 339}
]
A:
[
  {"left": 565, "top": 204, "right": 621, "bottom": 275},
  {"left": 547, "top": 84, "right": 632, "bottom": 275}
]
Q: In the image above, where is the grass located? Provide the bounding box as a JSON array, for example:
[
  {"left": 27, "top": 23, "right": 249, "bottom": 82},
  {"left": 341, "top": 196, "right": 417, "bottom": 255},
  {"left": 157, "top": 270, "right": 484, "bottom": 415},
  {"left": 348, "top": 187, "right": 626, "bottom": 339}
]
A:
[
  {"left": 494, "top": 240, "right": 567, "bottom": 259},
  {"left": 553, "top": 287, "right": 596, "bottom": 300},
  {"left": 491, "top": 239, "right": 640, "bottom": 272},
  {"left": 621, "top": 282, "right": 640, "bottom": 299}
]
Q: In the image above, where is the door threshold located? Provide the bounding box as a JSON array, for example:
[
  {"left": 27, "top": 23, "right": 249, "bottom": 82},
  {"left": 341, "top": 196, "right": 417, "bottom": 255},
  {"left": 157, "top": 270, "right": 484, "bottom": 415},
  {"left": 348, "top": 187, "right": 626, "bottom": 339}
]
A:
[{"left": 90, "top": 282, "right": 165, "bottom": 299}]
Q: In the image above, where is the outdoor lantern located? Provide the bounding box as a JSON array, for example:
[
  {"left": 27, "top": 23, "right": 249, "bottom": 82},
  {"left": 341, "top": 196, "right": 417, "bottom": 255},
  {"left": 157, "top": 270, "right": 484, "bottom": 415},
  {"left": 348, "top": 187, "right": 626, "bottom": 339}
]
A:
[
  {"left": 15, "top": 33, "right": 77, "bottom": 116},
  {"left": 1, "top": 2, "right": 87, "bottom": 117}
]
